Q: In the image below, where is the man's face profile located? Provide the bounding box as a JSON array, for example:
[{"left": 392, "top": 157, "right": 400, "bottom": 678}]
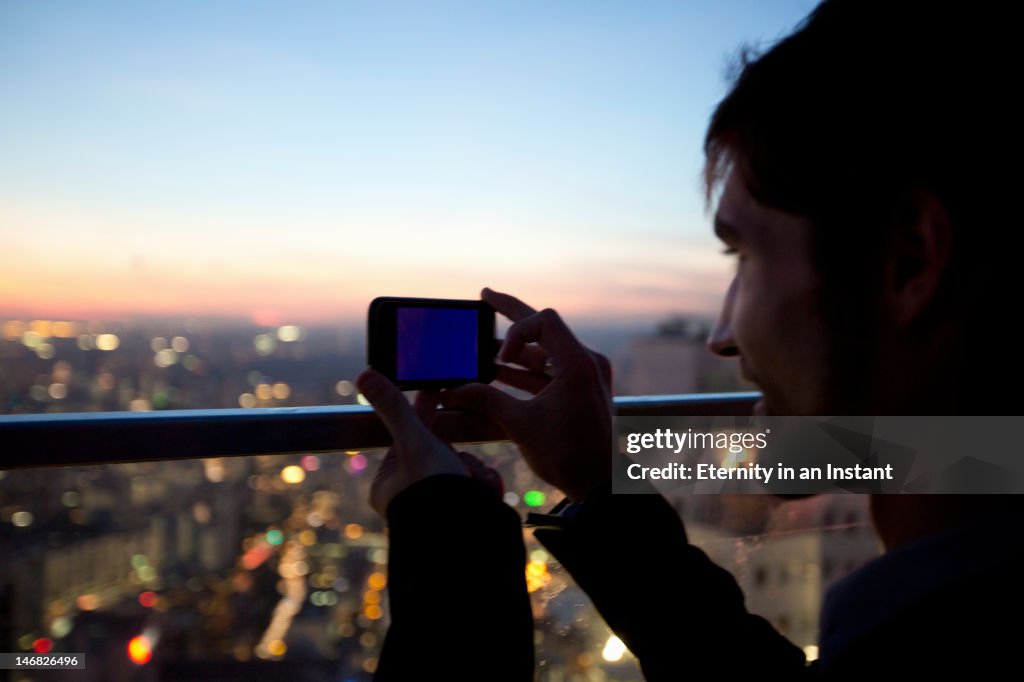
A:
[{"left": 707, "top": 171, "right": 835, "bottom": 416}]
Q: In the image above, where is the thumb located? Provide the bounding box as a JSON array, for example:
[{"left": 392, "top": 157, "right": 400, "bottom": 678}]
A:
[
  {"left": 441, "top": 383, "right": 521, "bottom": 425},
  {"left": 356, "top": 369, "right": 424, "bottom": 439}
]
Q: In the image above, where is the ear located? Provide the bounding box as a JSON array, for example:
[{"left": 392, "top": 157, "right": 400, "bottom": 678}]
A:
[{"left": 884, "top": 191, "right": 954, "bottom": 328}]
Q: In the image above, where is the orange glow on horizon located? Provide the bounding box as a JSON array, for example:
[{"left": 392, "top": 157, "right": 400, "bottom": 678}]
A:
[
  {"left": 0, "top": 271, "right": 726, "bottom": 325},
  {"left": 1, "top": 194, "right": 731, "bottom": 324},
  {"left": 0, "top": 218, "right": 729, "bottom": 324}
]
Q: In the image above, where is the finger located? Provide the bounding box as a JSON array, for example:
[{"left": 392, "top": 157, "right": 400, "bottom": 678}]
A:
[
  {"left": 374, "top": 449, "right": 399, "bottom": 475},
  {"left": 498, "top": 342, "right": 549, "bottom": 373},
  {"left": 356, "top": 369, "right": 425, "bottom": 439},
  {"left": 495, "top": 364, "right": 550, "bottom": 395},
  {"left": 502, "top": 308, "right": 587, "bottom": 371},
  {"left": 440, "top": 383, "right": 522, "bottom": 425},
  {"left": 482, "top": 287, "right": 537, "bottom": 322},
  {"left": 413, "top": 389, "right": 442, "bottom": 428}
]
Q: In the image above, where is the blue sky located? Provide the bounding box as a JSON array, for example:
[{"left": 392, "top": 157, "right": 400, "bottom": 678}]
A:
[{"left": 0, "top": 0, "right": 818, "bottom": 325}]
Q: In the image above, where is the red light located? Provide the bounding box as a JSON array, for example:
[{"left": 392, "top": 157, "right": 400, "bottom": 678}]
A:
[
  {"left": 138, "top": 591, "right": 158, "bottom": 608},
  {"left": 127, "top": 635, "right": 152, "bottom": 665},
  {"left": 32, "top": 637, "right": 52, "bottom": 654}
]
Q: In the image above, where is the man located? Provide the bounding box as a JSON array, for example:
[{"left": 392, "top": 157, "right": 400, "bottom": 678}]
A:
[{"left": 357, "top": 0, "right": 1021, "bottom": 677}]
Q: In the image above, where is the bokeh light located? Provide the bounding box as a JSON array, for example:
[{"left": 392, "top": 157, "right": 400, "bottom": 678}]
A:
[
  {"left": 253, "top": 334, "right": 276, "bottom": 356},
  {"left": 345, "top": 454, "right": 368, "bottom": 475},
  {"left": 95, "top": 334, "right": 120, "bottom": 351},
  {"left": 280, "top": 465, "right": 305, "bottom": 484},
  {"left": 276, "top": 325, "right": 303, "bottom": 342},
  {"left": 523, "top": 490, "right": 547, "bottom": 507},
  {"left": 602, "top": 635, "right": 626, "bottom": 662},
  {"left": 127, "top": 635, "right": 152, "bottom": 665},
  {"left": 343, "top": 524, "right": 363, "bottom": 540}
]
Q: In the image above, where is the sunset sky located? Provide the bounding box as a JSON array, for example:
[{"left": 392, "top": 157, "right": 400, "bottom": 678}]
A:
[{"left": 1, "top": 0, "right": 816, "bottom": 327}]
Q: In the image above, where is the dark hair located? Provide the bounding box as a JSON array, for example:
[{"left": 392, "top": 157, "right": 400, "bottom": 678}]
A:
[{"left": 704, "top": 0, "right": 1017, "bottom": 406}]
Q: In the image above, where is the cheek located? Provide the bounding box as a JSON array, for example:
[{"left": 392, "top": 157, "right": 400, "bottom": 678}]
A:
[
  {"left": 731, "top": 272, "right": 779, "bottom": 371},
  {"left": 729, "top": 276, "right": 763, "bottom": 353},
  {"left": 732, "top": 264, "right": 828, "bottom": 397}
]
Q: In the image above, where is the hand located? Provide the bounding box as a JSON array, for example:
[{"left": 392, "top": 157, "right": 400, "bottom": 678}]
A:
[
  {"left": 356, "top": 369, "right": 469, "bottom": 516},
  {"left": 440, "top": 288, "right": 613, "bottom": 501}
]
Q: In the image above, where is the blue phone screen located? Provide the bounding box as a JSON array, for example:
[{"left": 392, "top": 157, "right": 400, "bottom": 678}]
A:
[{"left": 396, "top": 307, "right": 478, "bottom": 381}]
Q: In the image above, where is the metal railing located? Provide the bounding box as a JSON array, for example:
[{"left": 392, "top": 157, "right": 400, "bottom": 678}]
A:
[{"left": 0, "top": 393, "right": 760, "bottom": 469}]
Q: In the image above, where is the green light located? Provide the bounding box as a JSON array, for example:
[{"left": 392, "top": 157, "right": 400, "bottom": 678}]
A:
[
  {"left": 266, "top": 529, "right": 284, "bottom": 545},
  {"left": 131, "top": 554, "right": 148, "bottom": 570},
  {"left": 152, "top": 391, "right": 169, "bottom": 409},
  {"left": 523, "top": 490, "right": 546, "bottom": 507}
]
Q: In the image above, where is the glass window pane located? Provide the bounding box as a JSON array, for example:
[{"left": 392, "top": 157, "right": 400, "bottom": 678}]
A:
[{"left": 1, "top": 446, "right": 877, "bottom": 678}]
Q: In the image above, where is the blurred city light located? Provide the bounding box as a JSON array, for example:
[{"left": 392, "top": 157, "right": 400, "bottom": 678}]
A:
[
  {"left": 523, "top": 490, "right": 547, "bottom": 507},
  {"left": 367, "top": 572, "right": 386, "bottom": 591},
  {"left": 345, "top": 454, "right": 368, "bottom": 475},
  {"left": 127, "top": 635, "right": 152, "bottom": 665},
  {"left": 253, "top": 334, "right": 276, "bottom": 356},
  {"left": 602, "top": 635, "right": 626, "bottom": 662},
  {"left": 280, "top": 465, "right": 305, "bottom": 484},
  {"left": 276, "top": 325, "right": 303, "bottom": 342},
  {"left": 343, "top": 524, "right": 363, "bottom": 540},
  {"left": 272, "top": 382, "right": 291, "bottom": 400},
  {"left": 95, "top": 334, "right": 120, "bottom": 351},
  {"left": 50, "top": 617, "right": 72, "bottom": 639},
  {"left": 154, "top": 348, "right": 178, "bottom": 367}
]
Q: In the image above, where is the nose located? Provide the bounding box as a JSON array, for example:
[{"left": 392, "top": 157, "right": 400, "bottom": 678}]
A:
[{"left": 707, "top": 278, "right": 739, "bottom": 358}]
